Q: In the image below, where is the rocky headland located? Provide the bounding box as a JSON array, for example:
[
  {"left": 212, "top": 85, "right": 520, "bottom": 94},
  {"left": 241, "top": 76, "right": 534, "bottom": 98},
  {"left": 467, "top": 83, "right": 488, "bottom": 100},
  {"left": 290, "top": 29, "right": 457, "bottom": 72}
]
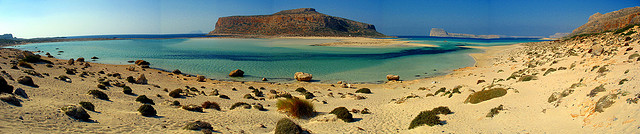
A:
[
  {"left": 208, "top": 8, "right": 388, "bottom": 37},
  {"left": 569, "top": 6, "right": 640, "bottom": 37}
]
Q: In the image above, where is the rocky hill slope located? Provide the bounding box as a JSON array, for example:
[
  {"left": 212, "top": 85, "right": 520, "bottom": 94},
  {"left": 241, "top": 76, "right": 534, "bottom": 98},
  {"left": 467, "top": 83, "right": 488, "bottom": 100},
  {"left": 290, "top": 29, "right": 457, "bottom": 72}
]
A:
[
  {"left": 208, "top": 8, "right": 387, "bottom": 37},
  {"left": 569, "top": 6, "right": 640, "bottom": 37}
]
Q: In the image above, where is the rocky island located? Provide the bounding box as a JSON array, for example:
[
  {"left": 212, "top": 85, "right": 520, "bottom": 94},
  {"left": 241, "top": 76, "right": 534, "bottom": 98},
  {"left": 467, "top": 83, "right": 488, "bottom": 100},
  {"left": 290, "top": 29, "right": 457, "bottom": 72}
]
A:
[{"left": 208, "top": 8, "right": 388, "bottom": 37}]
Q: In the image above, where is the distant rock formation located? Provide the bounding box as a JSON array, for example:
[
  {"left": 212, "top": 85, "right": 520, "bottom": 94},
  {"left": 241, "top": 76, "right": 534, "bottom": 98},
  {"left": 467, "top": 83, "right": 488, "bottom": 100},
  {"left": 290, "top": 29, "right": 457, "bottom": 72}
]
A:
[
  {"left": 209, "top": 8, "right": 387, "bottom": 37},
  {"left": 429, "top": 28, "right": 500, "bottom": 39},
  {"left": 569, "top": 6, "right": 640, "bottom": 37},
  {"left": 548, "top": 33, "right": 570, "bottom": 39},
  {"left": 0, "top": 34, "right": 14, "bottom": 39}
]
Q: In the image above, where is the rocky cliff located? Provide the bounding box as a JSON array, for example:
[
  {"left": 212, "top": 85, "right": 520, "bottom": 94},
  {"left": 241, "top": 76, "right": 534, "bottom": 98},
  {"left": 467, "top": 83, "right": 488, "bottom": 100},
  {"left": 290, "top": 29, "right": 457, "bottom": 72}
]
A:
[
  {"left": 208, "top": 8, "right": 387, "bottom": 37},
  {"left": 569, "top": 6, "right": 640, "bottom": 37}
]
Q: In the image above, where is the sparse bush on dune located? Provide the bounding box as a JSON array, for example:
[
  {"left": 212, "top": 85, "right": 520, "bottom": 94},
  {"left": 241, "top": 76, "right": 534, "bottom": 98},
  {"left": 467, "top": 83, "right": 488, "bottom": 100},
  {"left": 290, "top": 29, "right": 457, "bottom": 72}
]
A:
[
  {"left": 275, "top": 118, "right": 303, "bottom": 134},
  {"left": 486, "top": 105, "right": 504, "bottom": 117},
  {"left": 295, "top": 87, "right": 306, "bottom": 93},
  {"left": 79, "top": 101, "right": 95, "bottom": 111},
  {"left": 126, "top": 76, "right": 135, "bottom": 83},
  {"left": 135, "top": 95, "right": 155, "bottom": 105},
  {"left": 0, "top": 94, "right": 21, "bottom": 106},
  {"left": 88, "top": 90, "right": 109, "bottom": 100},
  {"left": 464, "top": 88, "right": 507, "bottom": 104},
  {"left": 182, "top": 104, "right": 204, "bottom": 112},
  {"left": 329, "top": 107, "right": 353, "bottom": 122},
  {"left": 434, "top": 87, "right": 446, "bottom": 95},
  {"left": 588, "top": 85, "right": 606, "bottom": 97},
  {"left": 183, "top": 121, "right": 213, "bottom": 131},
  {"left": 355, "top": 88, "right": 372, "bottom": 94},
  {"left": 543, "top": 68, "right": 557, "bottom": 76},
  {"left": 409, "top": 106, "right": 453, "bottom": 129},
  {"left": 303, "top": 92, "right": 314, "bottom": 99},
  {"left": 138, "top": 104, "right": 157, "bottom": 117},
  {"left": 595, "top": 94, "right": 617, "bottom": 113},
  {"left": 169, "top": 89, "right": 182, "bottom": 98},
  {"left": 201, "top": 101, "right": 221, "bottom": 111},
  {"left": 230, "top": 102, "right": 251, "bottom": 110},
  {"left": 276, "top": 98, "right": 314, "bottom": 118},
  {"left": 596, "top": 66, "right": 608, "bottom": 73},
  {"left": 629, "top": 53, "right": 640, "bottom": 60}
]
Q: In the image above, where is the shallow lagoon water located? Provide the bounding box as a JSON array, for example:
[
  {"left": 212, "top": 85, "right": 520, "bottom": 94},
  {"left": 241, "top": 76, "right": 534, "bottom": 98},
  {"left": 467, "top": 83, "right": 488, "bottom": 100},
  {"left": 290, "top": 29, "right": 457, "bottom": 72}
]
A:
[{"left": 10, "top": 37, "right": 541, "bottom": 83}]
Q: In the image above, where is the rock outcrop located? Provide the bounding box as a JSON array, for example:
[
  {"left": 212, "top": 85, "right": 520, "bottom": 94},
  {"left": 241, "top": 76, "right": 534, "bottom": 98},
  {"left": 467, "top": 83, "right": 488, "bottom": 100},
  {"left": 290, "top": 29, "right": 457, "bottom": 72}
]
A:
[
  {"left": 209, "top": 8, "right": 387, "bottom": 37},
  {"left": 228, "top": 69, "right": 244, "bottom": 77},
  {"left": 569, "top": 6, "right": 640, "bottom": 37},
  {"left": 294, "top": 72, "right": 312, "bottom": 81}
]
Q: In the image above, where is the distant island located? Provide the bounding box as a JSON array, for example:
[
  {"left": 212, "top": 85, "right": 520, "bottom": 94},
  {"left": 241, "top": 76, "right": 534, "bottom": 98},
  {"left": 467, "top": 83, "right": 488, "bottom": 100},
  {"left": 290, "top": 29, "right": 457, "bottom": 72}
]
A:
[
  {"left": 429, "top": 28, "right": 500, "bottom": 39},
  {"left": 208, "top": 8, "right": 388, "bottom": 37}
]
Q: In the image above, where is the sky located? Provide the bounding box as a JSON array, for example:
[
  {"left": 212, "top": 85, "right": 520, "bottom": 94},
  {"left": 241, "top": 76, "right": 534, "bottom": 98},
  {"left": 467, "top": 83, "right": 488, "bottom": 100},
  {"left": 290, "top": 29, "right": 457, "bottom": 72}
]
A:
[{"left": 0, "top": 0, "right": 638, "bottom": 38}]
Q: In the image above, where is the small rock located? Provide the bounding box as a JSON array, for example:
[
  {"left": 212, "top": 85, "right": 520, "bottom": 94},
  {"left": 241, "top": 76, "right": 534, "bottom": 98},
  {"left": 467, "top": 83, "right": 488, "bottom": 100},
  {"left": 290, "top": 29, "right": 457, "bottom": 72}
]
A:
[
  {"left": 183, "top": 121, "right": 213, "bottom": 130},
  {"left": 294, "top": 72, "right": 312, "bottom": 81},
  {"left": 262, "top": 78, "right": 268, "bottom": 81},
  {"left": 172, "top": 69, "right": 181, "bottom": 74},
  {"left": 136, "top": 74, "right": 147, "bottom": 84},
  {"left": 477, "top": 80, "right": 486, "bottom": 84},
  {"left": 68, "top": 59, "right": 74, "bottom": 65},
  {"left": 18, "top": 76, "right": 37, "bottom": 87},
  {"left": 60, "top": 105, "right": 90, "bottom": 121},
  {"left": 196, "top": 75, "right": 206, "bottom": 82},
  {"left": 134, "top": 60, "right": 150, "bottom": 66},
  {"left": 76, "top": 57, "right": 85, "bottom": 62}
]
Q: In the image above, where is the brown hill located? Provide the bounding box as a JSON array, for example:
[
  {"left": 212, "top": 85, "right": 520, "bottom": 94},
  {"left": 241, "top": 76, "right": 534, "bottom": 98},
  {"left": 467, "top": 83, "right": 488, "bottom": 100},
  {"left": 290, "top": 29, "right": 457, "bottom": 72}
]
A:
[
  {"left": 208, "top": 8, "right": 387, "bottom": 37},
  {"left": 569, "top": 6, "right": 640, "bottom": 37}
]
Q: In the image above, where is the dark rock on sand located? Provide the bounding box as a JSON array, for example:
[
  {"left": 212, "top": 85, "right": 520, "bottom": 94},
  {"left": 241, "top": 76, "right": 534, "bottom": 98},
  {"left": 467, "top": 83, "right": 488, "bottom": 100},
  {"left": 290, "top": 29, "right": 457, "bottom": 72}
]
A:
[
  {"left": 76, "top": 57, "right": 85, "bottom": 62},
  {"left": 135, "top": 74, "right": 147, "bottom": 84},
  {"left": 17, "top": 76, "right": 37, "bottom": 87},
  {"left": 13, "top": 88, "right": 27, "bottom": 98},
  {"left": 172, "top": 69, "right": 182, "bottom": 74},
  {"left": 386, "top": 75, "right": 400, "bottom": 81},
  {"left": 229, "top": 69, "right": 245, "bottom": 77},
  {"left": 0, "top": 76, "right": 14, "bottom": 94},
  {"left": 68, "top": 58, "right": 74, "bottom": 65},
  {"left": 61, "top": 105, "right": 91, "bottom": 121}
]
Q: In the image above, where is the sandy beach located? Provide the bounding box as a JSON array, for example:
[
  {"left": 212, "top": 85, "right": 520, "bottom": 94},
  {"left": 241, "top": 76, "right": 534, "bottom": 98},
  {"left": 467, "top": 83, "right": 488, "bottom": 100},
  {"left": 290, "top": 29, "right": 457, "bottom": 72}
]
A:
[{"left": 0, "top": 26, "right": 639, "bottom": 134}]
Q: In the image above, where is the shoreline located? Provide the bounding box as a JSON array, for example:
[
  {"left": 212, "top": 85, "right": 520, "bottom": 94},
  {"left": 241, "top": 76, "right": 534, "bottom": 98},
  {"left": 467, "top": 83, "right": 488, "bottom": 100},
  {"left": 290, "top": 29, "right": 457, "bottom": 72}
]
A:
[{"left": 6, "top": 36, "right": 504, "bottom": 85}]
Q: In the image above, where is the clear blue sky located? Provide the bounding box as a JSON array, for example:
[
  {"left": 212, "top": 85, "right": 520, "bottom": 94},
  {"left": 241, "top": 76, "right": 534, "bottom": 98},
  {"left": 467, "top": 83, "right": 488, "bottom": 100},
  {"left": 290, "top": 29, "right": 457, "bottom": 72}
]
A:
[{"left": 0, "top": 0, "right": 637, "bottom": 38}]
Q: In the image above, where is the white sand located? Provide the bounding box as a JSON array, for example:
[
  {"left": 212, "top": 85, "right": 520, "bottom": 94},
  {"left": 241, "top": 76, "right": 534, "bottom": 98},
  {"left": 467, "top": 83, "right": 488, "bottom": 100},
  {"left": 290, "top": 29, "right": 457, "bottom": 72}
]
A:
[{"left": 0, "top": 27, "right": 639, "bottom": 133}]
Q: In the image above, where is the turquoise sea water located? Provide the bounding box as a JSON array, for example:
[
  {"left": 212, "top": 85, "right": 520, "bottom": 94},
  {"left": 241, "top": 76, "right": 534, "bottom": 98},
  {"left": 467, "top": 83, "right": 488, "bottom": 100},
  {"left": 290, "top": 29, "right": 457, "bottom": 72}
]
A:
[{"left": 8, "top": 36, "right": 542, "bottom": 83}]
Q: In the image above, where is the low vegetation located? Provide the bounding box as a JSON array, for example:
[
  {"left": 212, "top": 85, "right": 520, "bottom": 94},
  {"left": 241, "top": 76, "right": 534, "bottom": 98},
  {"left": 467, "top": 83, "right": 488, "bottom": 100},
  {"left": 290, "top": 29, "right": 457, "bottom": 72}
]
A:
[
  {"left": 138, "top": 104, "right": 157, "bottom": 117},
  {"left": 464, "top": 88, "right": 507, "bottom": 104},
  {"left": 409, "top": 106, "right": 452, "bottom": 129},
  {"left": 183, "top": 121, "right": 213, "bottom": 131},
  {"left": 230, "top": 102, "right": 251, "bottom": 110},
  {"left": 182, "top": 104, "right": 204, "bottom": 112},
  {"left": 486, "top": 105, "right": 504, "bottom": 117},
  {"left": 135, "top": 95, "right": 155, "bottom": 105},
  {"left": 79, "top": 101, "right": 95, "bottom": 111},
  {"left": 355, "top": 88, "right": 372, "bottom": 94},
  {"left": 169, "top": 89, "right": 182, "bottom": 98},
  {"left": 329, "top": 107, "right": 354, "bottom": 122},
  {"left": 275, "top": 118, "right": 303, "bottom": 134},
  {"left": 88, "top": 90, "right": 109, "bottom": 100},
  {"left": 61, "top": 105, "right": 91, "bottom": 121}
]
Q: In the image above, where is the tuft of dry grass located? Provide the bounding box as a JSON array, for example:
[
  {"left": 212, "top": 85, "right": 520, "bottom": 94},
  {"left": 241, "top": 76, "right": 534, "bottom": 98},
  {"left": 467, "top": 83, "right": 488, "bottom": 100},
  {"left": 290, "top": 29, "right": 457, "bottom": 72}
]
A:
[{"left": 276, "top": 98, "right": 314, "bottom": 118}]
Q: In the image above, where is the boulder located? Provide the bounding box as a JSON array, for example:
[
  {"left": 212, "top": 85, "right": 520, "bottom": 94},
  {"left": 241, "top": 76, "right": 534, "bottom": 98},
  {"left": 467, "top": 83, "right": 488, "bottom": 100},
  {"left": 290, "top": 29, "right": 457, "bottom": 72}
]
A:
[
  {"left": 196, "top": 75, "right": 206, "bottom": 82},
  {"left": 386, "top": 75, "right": 400, "bottom": 81},
  {"left": 13, "top": 88, "right": 27, "bottom": 98},
  {"left": 590, "top": 44, "right": 604, "bottom": 56},
  {"left": 262, "top": 78, "right": 268, "bottom": 81},
  {"left": 18, "top": 76, "right": 37, "bottom": 87},
  {"left": 68, "top": 58, "right": 74, "bottom": 65},
  {"left": 0, "top": 76, "right": 14, "bottom": 94},
  {"left": 172, "top": 69, "right": 182, "bottom": 74},
  {"left": 61, "top": 105, "right": 90, "bottom": 121},
  {"left": 77, "top": 57, "right": 85, "bottom": 62},
  {"left": 136, "top": 74, "right": 147, "bottom": 84},
  {"left": 134, "top": 60, "right": 150, "bottom": 66},
  {"left": 294, "top": 72, "right": 312, "bottom": 81},
  {"left": 228, "top": 69, "right": 244, "bottom": 77}
]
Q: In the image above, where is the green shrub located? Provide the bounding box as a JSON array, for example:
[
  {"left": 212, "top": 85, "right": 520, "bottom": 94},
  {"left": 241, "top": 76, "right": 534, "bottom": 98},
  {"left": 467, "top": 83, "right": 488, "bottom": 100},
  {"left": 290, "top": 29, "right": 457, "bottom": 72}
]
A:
[
  {"left": 252, "top": 89, "right": 264, "bottom": 97},
  {"left": 409, "top": 111, "right": 442, "bottom": 129},
  {"left": 123, "top": 86, "right": 133, "bottom": 94},
  {"left": 276, "top": 98, "right": 314, "bottom": 118},
  {"left": 243, "top": 94, "right": 256, "bottom": 99},
  {"left": 629, "top": 53, "right": 640, "bottom": 60},
  {"left": 88, "top": 90, "right": 109, "bottom": 100},
  {"left": 22, "top": 55, "right": 42, "bottom": 63},
  {"left": 201, "top": 101, "right": 220, "bottom": 111},
  {"left": 596, "top": 66, "right": 608, "bottom": 73},
  {"left": 171, "top": 100, "right": 180, "bottom": 106},
  {"left": 355, "top": 88, "right": 372, "bottom": 94},
  {"left": 543, "top": 68, "right": 557, "bottom": 76},
  {"left": 138, "top": 104, "right": 157, "bottom": 117},
  {"left": 431, "top": 106, "right": 452, "bottom": 115},
  {"left": 464, "top": 88, "right": 507, "bottom": 104},
  {"left": 486, "top": 105, "right": 504, "bottom": 117},
  {"left": 79, "top": 101, "right": 95, "bottom": 111},
  {"left": 587, "top": 85, "right": 606, "bottom": 97},
  {"left": 594, "top": 94, "right": 617, "bottom": 112},
  {"left": 169, "top": 89, "right": 182, "bottom": 98},
  {"left": 518, "top": 75, "right": 537, "bottom": 82},
  {"left": 0, "top": 95, "right": 21, "bottom": 106},
  {"left": 452, "top": 86, "right": 462, "bottom": 94},
  {"left": 183, "top": 121, "right": 213, "bottom": 130},
  {"left": 182, "top": 104, "right": 203, "bottom": 112},
  {"left": 135, "top": 95, "right": 154, "bottom": 104},
  {"left": 275, "top": 118, "right": 303, "bottom": 134},
  {"left": 619, "top": 79, "right": 628, "bottom": 85},
  {"left": 329, "top": 107, "right": 353, "bottom": 122},
  {"left": 614, "top": 23, "right": 638, "bottom": 34},
  {"left": 434, "top": 87, "right": 446, "bottom": 95},
  {"left": 97, "top": 84, "right": 106, "bottom": 89}
]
